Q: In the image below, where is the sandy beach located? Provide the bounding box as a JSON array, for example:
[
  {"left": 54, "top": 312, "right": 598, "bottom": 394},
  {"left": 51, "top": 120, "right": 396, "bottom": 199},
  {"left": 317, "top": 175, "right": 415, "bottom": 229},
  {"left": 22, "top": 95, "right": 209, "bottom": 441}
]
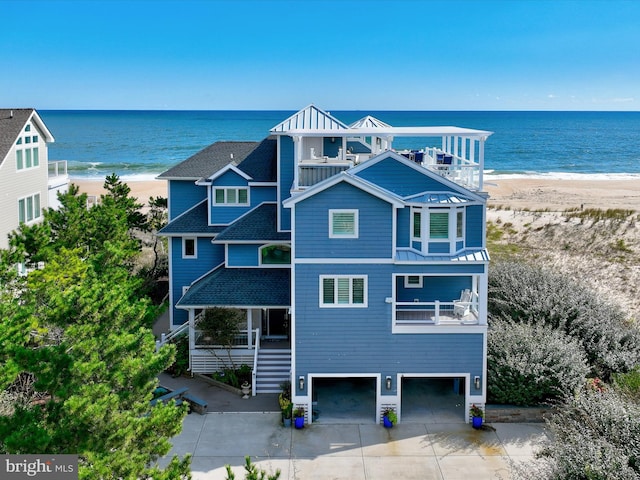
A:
[
  {"left": 72, "top": 179, "right": 168, "bottom": 205},
  {"left": 71, "top": 177, "right": 640, "bottom": 212}
]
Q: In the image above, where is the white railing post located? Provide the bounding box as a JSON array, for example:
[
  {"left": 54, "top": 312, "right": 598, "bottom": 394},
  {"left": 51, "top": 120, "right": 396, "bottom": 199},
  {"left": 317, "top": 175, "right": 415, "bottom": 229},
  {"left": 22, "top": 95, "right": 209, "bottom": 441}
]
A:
[
  {"left": 252, "top": 328, "right": 260, "bottom": 396},
  {"left": 434, "top": 300, "right": 440, "bottom": 325}
]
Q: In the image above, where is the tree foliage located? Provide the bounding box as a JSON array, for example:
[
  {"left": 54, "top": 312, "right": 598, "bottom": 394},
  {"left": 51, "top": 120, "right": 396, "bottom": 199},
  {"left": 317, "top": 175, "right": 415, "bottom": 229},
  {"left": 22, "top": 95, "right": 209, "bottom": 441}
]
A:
[{"left": 0, "top": 175, "right": 189, "bottom": 478}]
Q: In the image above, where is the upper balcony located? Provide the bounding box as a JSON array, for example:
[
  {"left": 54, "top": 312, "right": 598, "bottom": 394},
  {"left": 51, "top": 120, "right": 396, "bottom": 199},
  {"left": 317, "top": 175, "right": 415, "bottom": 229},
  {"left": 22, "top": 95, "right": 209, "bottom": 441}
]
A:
[{"left": 270, "top": 105, "right": 493, "bottom": 193}]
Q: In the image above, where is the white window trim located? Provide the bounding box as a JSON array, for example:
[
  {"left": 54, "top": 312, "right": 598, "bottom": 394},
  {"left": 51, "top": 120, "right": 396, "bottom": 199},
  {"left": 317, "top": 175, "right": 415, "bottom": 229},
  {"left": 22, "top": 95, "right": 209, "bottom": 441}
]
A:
[
  {"left": 18, "top": 192, "right": 41, "bottom": 224},
  {"left": 319, "top": 275, "right": 368, "bottom": 308},
  {"left": 411, "top": 208, "right": 421, "bottom": 241},
  {"left": 329, "top": 209, "right": 359, "bottom": 239},
  {"left": 404, "top": 275, "right": 423, "bottom": 288},
  {"left": 213, "top": 187, "right": 250, "bottom": 206},
  {"left": 15, "top": 146, "right": 40, "bottom": 172},
  {"left": 428, "top": 208, "right": 450, "bottom": 242},
  {"left": 182, "top": 237, "right": 197, "bottom": 259},
  {"left": 456, "top": 208, "right": 465, "bottom": 241}
]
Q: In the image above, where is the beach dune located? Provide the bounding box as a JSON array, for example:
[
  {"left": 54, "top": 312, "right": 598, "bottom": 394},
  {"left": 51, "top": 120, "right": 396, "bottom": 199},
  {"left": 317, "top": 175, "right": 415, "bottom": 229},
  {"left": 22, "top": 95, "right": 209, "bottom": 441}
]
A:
[{"left": 70, "top": 177, "right": 640, "bottom": 212}]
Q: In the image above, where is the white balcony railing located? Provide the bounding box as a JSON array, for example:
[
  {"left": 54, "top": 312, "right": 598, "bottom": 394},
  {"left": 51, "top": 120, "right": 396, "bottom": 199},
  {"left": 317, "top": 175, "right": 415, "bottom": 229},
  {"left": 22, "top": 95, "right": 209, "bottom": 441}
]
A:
[
  {"left": 48, "top": 160, "right": 68, "bottom": 178},
  {"left": 395, "top": 300, "right": 479, "bottom": 326}
]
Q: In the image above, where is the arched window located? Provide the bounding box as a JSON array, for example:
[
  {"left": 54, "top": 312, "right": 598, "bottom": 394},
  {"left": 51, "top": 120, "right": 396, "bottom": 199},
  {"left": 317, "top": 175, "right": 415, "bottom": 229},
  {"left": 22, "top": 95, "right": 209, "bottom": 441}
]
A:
[{"left": 260, "top": 245, "right": 291, "bottom": 265}]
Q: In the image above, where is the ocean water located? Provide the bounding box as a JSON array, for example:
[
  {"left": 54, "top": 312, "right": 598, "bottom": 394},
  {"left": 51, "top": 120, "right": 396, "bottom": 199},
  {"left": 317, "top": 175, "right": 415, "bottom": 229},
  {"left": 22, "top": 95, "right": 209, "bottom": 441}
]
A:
[{"left": 39, "top": 110, "right": 640, "bottom": 180}]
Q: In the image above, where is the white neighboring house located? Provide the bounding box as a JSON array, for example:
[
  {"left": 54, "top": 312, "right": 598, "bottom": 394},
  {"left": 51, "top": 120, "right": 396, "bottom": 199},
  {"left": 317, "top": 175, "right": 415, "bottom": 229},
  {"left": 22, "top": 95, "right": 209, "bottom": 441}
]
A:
[{"left": 0, "top": 108, "right": 68, "bottom": 251}]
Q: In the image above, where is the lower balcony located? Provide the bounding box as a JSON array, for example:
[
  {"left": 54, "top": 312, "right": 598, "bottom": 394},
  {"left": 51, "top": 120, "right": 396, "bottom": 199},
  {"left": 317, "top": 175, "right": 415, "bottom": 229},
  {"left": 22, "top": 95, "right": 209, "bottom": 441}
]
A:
[{"left": 395, "top": 298, "right": 479, "bottom": 327}]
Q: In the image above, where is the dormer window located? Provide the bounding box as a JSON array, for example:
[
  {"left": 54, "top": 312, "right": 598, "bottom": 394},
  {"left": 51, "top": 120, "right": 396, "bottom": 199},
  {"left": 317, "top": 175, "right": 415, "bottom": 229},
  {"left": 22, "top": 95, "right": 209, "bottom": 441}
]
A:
[{"left": 214, "top": 187, "right": 249, "bottom": 206}]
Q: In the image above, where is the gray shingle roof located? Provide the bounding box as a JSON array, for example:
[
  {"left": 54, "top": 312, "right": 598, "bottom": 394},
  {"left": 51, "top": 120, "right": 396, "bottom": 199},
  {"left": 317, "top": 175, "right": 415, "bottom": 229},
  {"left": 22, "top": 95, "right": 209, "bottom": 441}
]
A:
[
  {"left": 235, "top": 137, "right": 277, "bottom": 182},
  {"left": 157, "top": 141, "right": 259, "bottom": 179},
  {"left": 0, "top": 109, "right": 35, "bottom": 167},
  {"left": 158, "top": 201, "right": 225, "bottom": 236},
  {"left": 215, "top": 203, "right": 291, "bottom": 242},
  {"left": 177, "top": 266, "right": 290, "bottom": 307},
  {"left": 157, "top": 137, "right": 277, "bottom": 181}
]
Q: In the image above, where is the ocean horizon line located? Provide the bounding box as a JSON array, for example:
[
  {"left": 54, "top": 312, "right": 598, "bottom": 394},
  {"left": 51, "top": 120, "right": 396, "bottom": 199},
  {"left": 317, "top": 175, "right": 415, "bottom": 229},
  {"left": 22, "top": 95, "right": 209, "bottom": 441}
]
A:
[
  {"left": 68, "top": 171, "right": 640, "bottom": 184},
  {"left": 40, "top": 108, "right": 640, "bottom": 114}
]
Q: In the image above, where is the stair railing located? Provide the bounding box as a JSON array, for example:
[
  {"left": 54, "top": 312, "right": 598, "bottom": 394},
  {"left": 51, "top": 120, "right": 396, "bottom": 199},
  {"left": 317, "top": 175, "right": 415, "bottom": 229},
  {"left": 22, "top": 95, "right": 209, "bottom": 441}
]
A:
[
  {"left": 155, "top": 321, "right": 189, "bottom": 351},
  {"left": 252, "top": 328, "right": 261, "bottom": 396}
]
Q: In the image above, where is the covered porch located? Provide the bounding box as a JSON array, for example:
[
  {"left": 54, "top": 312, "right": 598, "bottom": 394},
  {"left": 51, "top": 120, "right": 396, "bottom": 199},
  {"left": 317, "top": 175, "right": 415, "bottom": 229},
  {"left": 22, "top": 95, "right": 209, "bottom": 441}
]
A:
[
  {"left": 176, "top": 267, "right": 291, "bottom": 393},
  {"left": 391, "top": 273, "right": 487, "bottom": 331}
]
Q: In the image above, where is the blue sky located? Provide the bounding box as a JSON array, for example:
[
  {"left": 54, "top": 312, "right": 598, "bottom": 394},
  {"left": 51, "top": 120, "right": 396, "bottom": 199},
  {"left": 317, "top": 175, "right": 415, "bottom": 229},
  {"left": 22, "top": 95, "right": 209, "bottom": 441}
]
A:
[{"left": 2, "top": 0, "right": 639, "bottom": 110}]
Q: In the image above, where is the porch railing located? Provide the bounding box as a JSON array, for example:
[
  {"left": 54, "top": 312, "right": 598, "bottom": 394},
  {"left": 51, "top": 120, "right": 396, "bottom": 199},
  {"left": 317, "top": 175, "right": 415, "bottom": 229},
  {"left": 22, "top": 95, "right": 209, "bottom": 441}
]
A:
[
  {"left": 194, "top": 328, "right": 259, "bottom": 349},
  {"left": 298, "top": 163, "right": 351, "bottom": 187},
  {"left": 395, "top": 300, "right": 479, "bottom": 326}
]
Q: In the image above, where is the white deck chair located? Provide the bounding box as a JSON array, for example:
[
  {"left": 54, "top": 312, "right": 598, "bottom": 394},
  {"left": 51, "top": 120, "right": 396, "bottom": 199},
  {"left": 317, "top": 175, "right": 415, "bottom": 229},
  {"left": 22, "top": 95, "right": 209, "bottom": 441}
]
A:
[{"left": 453, "top": 289, "right": 472, "bottom": 317}]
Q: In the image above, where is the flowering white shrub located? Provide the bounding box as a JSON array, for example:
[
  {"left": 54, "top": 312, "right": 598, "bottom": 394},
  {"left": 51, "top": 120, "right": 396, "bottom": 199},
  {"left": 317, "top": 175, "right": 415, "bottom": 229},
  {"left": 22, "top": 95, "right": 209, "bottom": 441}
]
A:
[
  {"left": 512, "top": 388, "right": 640, "bottom": 480},
  {"left": 488, "top": 318, "right": 589, "bottom": 405},
  {"left": 488, "top": 261, "right": 640, "bottom": 380}
]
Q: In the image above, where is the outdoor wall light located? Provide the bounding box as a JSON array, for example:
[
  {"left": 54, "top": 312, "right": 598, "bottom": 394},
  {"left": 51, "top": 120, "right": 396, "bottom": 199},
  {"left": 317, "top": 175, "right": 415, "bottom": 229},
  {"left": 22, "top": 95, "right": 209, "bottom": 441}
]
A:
[
  {"left": 474, "top": 376, "right": 481, "bottom": 390},
  {"left": 299, "top": 376, "right": 305, "bottom": 390},
  {"left": 386, "top": 376, "right": 392, "bottom": 390}
]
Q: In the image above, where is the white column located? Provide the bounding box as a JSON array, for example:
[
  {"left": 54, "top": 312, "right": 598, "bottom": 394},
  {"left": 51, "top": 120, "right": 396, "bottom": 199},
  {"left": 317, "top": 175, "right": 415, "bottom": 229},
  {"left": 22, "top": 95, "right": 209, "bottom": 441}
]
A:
[
  {"left": 478, "top": 137, "right": 486, "bottom": 190},
  {"left": 188, "top": 309, "right": 196, "bottom": 372},
  {"left": 479, "top": 273, "right": 488, "bottom": 325},
  {"left": 247, "top": 309, "right": 253, "bottom": 349},
  {"left": 293, "top": 135, "right": 301, "bottom": 189}
]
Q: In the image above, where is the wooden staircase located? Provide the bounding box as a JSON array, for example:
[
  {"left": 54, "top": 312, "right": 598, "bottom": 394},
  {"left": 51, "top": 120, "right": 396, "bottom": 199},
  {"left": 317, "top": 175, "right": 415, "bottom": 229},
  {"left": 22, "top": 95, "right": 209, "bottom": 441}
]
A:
[{"left": 255, "top": 348, "right": 291, "bottom": 394}]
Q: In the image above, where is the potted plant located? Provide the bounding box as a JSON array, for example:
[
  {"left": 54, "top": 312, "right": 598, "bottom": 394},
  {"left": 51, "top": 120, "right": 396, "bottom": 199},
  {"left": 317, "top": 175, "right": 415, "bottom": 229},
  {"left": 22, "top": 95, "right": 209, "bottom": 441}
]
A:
[
  {"left": 293, "top": 407, "right": 305, "bottom": 429},
  {"left": 282, "top": 403, "right": 292, "bottom": 427},
  {"left": 470, "top": 404, "right": 484, "bottom": 429},
  {"left": 241, "top": 381, "right": 251, "bottom": 399},
  {"left": 382, "top": 408, "right": 397, "bottom": 428}
]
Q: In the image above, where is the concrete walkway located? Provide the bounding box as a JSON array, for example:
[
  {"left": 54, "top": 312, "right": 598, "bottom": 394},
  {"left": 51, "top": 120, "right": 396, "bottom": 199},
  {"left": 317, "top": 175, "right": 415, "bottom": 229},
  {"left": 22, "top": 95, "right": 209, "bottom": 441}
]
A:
[{"left": 163, "top": 412, "right": 548, "bottom": 479}]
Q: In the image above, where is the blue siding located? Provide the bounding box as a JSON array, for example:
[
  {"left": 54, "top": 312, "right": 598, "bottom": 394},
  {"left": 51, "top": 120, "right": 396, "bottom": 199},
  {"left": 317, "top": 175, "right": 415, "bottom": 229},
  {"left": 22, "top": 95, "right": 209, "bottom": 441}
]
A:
[
  {"left": 294, "top": 263, "right": 484, "bottom": 394},
  {"left": 210, "top": 186, "right": 277, "bottom": 226},
  {"left": 168, "top": 180, "right": 205, "bottom": 219},
  {"left": 213, "top": 170, "right": 249, "bottom": 187},
  {"left": 295, "top": 182, "right": 393, "bottom": 259},
  {"left": 428, "top": 242, "right": 450, "bottom": 254},
  {"left": 279, "top": 137, "right": 295, "bottom": 230},
  {"left": 227, "top": 244, "right": 260, "bottom": 267},
  {"left": 466, "top": 204, "right": 484, "bottom": 248},
  {"left": 355, "top": 156, "right": 452, "bottom": 197},
  {"left": 322, "top": 138, "right": 340, "bottom": 157},
  {"left": 170, "top": 237, "right": 225, "bottom": 325},
  {"left": 397, "top": 208, "right": 410, "bottom": 248},
  {"left": 396, "top": 276, "right": 472, "bottom": 303}
]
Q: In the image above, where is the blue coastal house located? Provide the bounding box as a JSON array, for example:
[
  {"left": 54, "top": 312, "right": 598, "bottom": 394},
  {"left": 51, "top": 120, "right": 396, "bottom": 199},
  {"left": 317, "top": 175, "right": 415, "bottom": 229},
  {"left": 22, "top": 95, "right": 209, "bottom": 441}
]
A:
[{"left": 158, "top": 105, "right": 492, "bottom": 424}]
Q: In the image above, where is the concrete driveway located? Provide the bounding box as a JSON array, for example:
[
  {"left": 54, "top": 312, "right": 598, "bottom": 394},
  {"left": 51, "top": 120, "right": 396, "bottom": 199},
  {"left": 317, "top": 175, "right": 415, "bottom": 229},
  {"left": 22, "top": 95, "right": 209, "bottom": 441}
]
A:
[{"left": 162, "top": 412, "right": 549, "bottom": 479}]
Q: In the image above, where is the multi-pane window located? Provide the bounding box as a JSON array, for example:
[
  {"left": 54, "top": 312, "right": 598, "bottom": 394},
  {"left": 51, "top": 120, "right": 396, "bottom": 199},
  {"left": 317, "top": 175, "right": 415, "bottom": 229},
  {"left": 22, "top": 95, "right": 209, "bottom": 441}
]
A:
[
  {"left": 18, "top": 193, "right": 41, "bottom": 223},
  {"left": 320, "top": 275, "right": 367, "bottom": 307},
  {"left": 16, "top": 123, "right": 39, "bottom": 171},
  {"left": 329, "top": 209, "right": 358, "bottom": 238},
  {"left": 213, "top": 187, "right": 248, "bottom": 205}
]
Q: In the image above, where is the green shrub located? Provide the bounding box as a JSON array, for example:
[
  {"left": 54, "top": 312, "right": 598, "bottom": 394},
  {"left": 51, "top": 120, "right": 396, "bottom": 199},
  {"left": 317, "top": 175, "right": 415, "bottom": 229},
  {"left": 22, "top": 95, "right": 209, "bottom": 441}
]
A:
[
  {"left": 488, "top": 261, "right": 640, "bottom": 380},
  {"left": 488, "top": 318, "right": 589, "bottom": 405},
  {"left": 613, "top": 366, "right": 640, "bottom": 402}
]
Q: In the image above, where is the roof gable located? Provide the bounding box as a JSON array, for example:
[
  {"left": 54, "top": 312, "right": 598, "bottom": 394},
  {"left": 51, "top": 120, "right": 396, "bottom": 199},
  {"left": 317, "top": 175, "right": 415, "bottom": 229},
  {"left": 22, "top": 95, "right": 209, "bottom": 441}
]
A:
[
  {"left": 349, "top": 115, "right": 392, "bottom": 129},
  {"left": 283, "top": 171, "right": 403, "bottom": 208},
  {"left": 0, "top": 109, "right": 54, "bottom": 167},
  {"left": 350, "top": 151, "right": 486, "bottom": 202},
  {"left": 270, "top": 104, "right": 349, "bottom": 133}
]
